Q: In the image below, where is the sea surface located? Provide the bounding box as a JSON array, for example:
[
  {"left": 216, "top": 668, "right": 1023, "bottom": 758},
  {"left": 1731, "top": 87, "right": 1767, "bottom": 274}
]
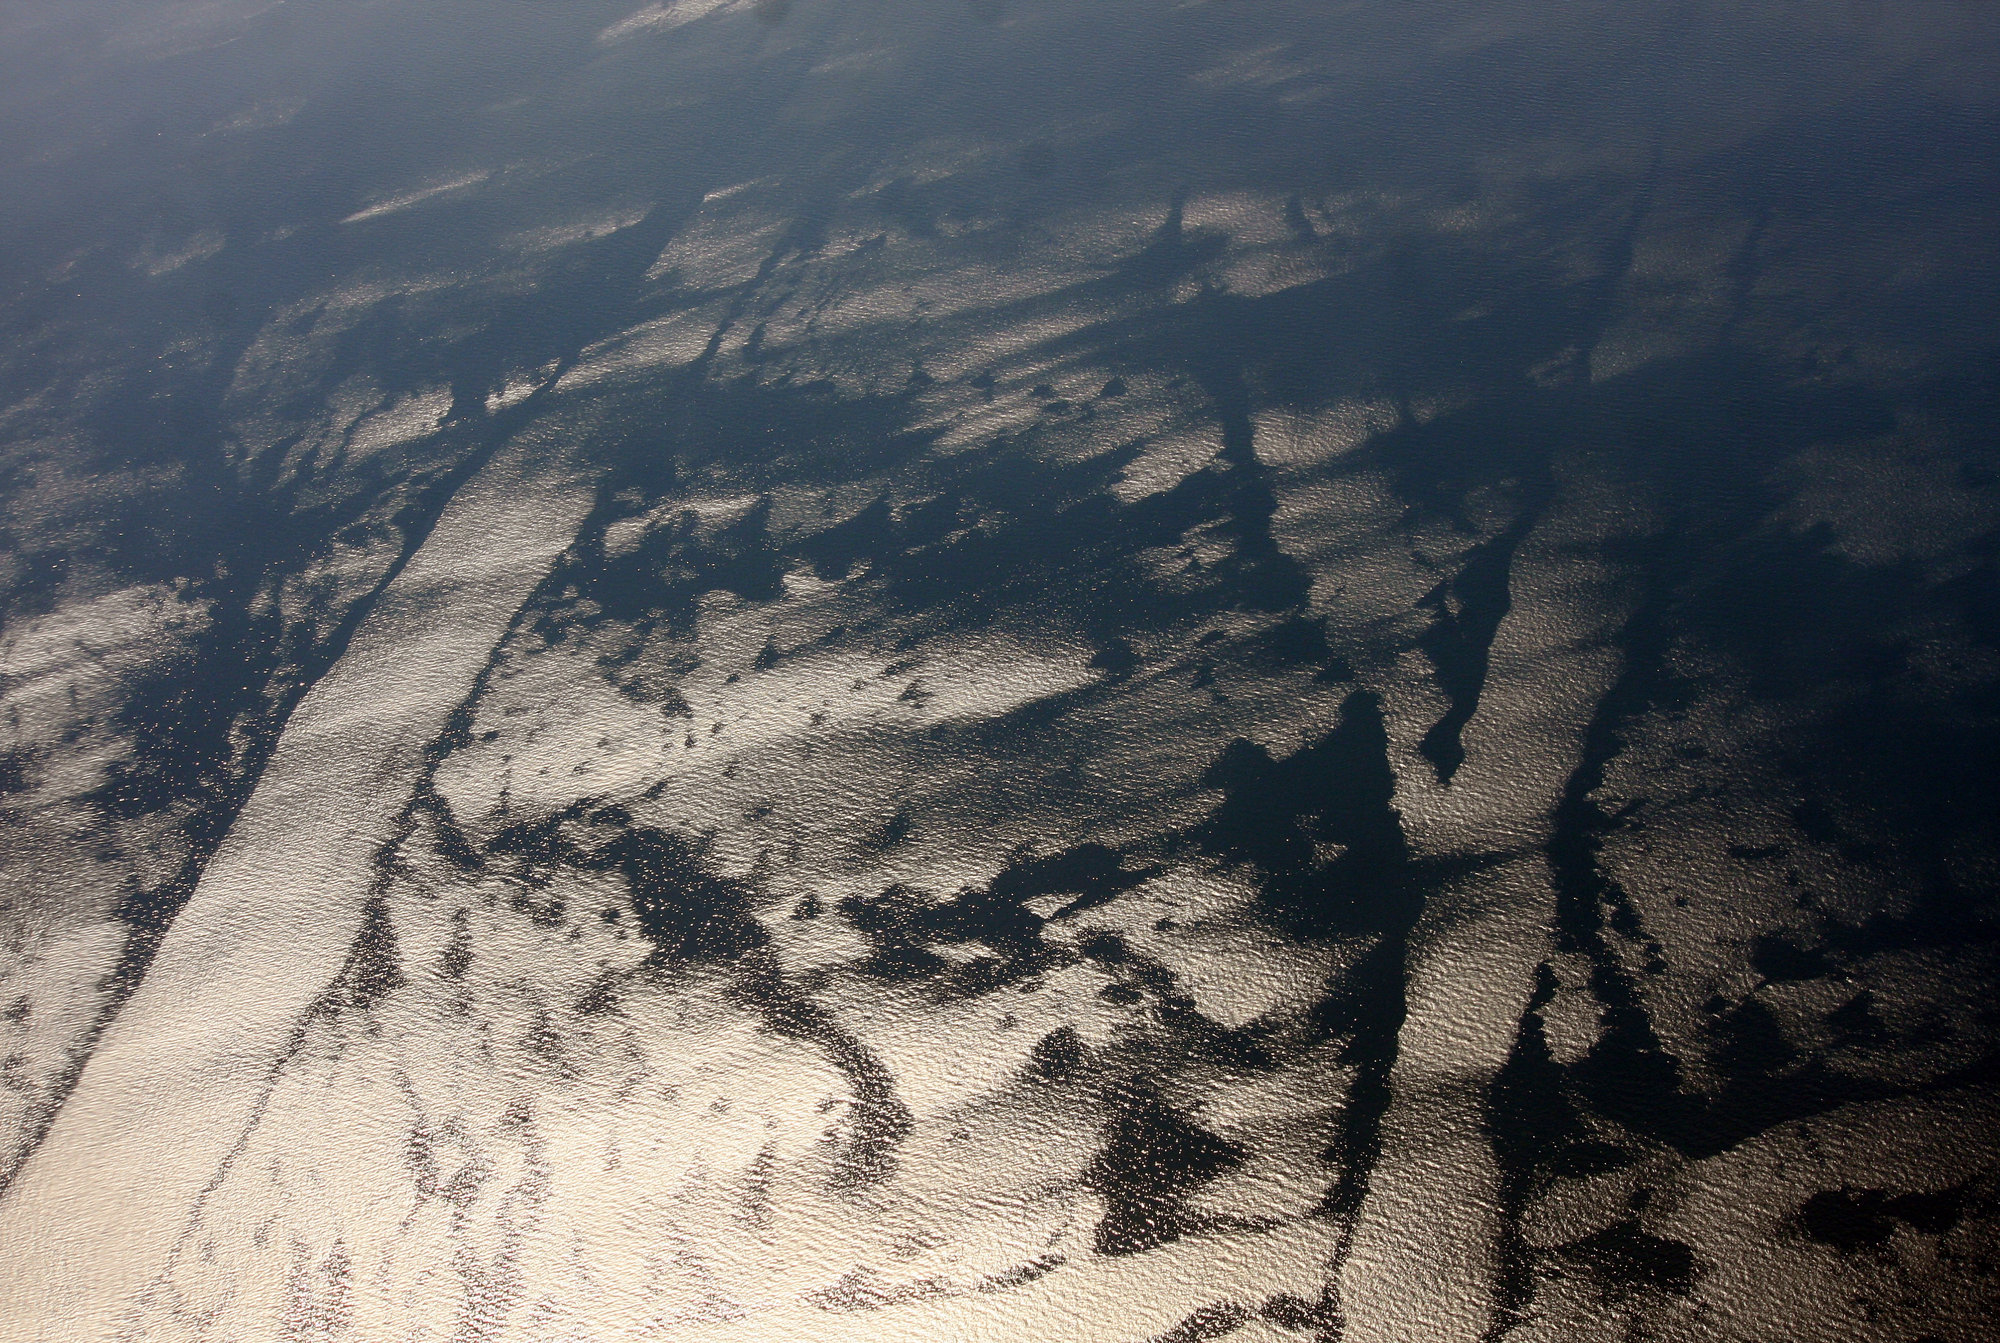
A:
[{"left": 1, "top": 2, "right": 1997, "bottom": 1340}]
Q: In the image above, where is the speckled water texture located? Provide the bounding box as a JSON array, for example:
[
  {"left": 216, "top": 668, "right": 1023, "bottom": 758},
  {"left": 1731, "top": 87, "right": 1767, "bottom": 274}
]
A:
[{"left": 1, "top": 2, "right": 1997, "bottom": 1340}]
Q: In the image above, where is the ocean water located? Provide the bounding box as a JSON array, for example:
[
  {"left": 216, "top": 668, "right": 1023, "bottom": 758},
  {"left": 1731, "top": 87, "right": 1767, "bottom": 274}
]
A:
[{"left": 0, "top": 2, "right": 1997, "bottom": 1339}]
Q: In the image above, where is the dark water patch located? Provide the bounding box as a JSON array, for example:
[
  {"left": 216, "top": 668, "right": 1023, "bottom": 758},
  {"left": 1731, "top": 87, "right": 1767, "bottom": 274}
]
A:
[
  {"left": 1190, "top": 692, "right": 1420, "bottom": 1248},
  {"left": 333, "top": 895, "right": 405, "bottom": 1010},
  {"left": 980, "top": 1254, "right": 1064, "bottom": 1291},
  {"left": 0, "top": 749, "right": 34, "bottom": 796},
  {"left": 408, "top": 784, "right": 483, "bottom": 873},
  {"left": 555, "top": 494, "right": 788, "bottom": 638},
  {"left": 1708, "top": 996, "right": 1796, "bottom": 1079},
  {"left": 1115, "top": 196, "right": 1231, "bottom": 292},
  {"left": 1148, "top": 1302, "right": 1251, "bottom": 1343},
  {"left": 839, "top": 884, "right": 963, "bottom": 984},
  {"left": 1026, "top": 1024, "right": 1086, "bottom": 1081},
  {"left": 436, "top": 909, "right": 474, "bottom": 983},
  {"left": 1416, "top": 519, "right": 1532, "bottom": 782},
  {"left": 589, "top": 828, "right": 768, "bottom": 963},
  {"left": 997, "top": 843, "right": 1159, "bottom": 920},
  {"left": 1826, "top": 989, "right": 1890, "bottom": 1044},
  {"left": 1196, "top": 691, "right": 1410, "bottom": 941},
  {"left": 1305, "top": 935, "right": 1410, "bottom": 1217},
  {"left": 1088, "top": 636, "right": 1140, "bottom": 679},
  {"left": 838, "top": 843, "right": 1159, "bottom": 994},
  {"left": 1492, "top": 971, "right": 1642, "bottom": 1176},
  {"left": 89, "top": 336, "right": 589, "bottom": 1001},
  {"left": 1567, "top": 982, "right": 1696, "bottom": 1148},
  {"left": 859, "top": 808, "right": 913, "bottom": 853},
  {"left": 1180, "top": 349, "right": 1310, "bottom": 614},
  {"left": 1552, "top": 1219, "right": 1698, "bottom": 1297},
  {"left": 737, "top": 956, "right": 913, "bottom": 1187},
  {"left": 1689, "top": 526, "right": 1914, "bottom": 702},
  {"left": 1087, "top": 1082, "right": 1244, "bottom": 1256},
  {"left": 472, "top": 796, "right": 913, "bottom": 1180},
  {"left": 1075, "top": 933, "right": 1277, "bottom": 1072},
  {"left": 1796, "top": 1185, "right": 1968, "bottom": 1252},
  {"left": 799, "top": 495, "right": 894, "bottom": 581},
  {"left": 1788, "top": 694, "right": 2000, "bottom": 955},
  {"left": 0, "top": 383, "right": 573, "bottom": 1188},
  {"left": 1258, "top": 614, "right": 1351, "bottom": 682},
  {"left": 682, "top": 265, "right": 1354, "bottom": 641},
  {"left": 487, "top": 805, "right": 767, "bottom": 966},
  {"left": 1484, "top": 965, "right": 1640, "bottom": 1340},
  {"left": 1281, "top": 194, "right": 1317, "bottom": 245},
  {"left": 874, "top": 175, "right": 941, "bottom": 241},
  {"left": 1750, "top": 933, "right": 1835, "bottom": 984}
]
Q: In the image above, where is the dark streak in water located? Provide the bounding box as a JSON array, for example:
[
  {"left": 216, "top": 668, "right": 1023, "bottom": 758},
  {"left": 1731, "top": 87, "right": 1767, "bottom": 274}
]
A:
[
  {"left": 1416, "top": 518, "right": 1532, "bottom": 783},
  {"left": 1190, "top": 690, "right": 1416, "bottom": 1331}
]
